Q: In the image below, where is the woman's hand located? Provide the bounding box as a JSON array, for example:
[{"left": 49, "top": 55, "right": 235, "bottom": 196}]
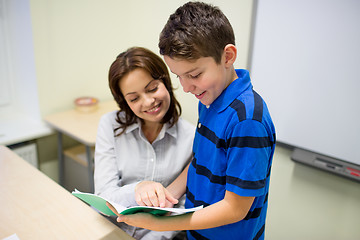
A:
[{"left": 135, "top": 181, "right": 178, "bottom": 208}]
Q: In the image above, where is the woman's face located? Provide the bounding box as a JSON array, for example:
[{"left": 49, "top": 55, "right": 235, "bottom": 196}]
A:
[{"left": 120, "top": 68, "right": 171, "bottom": 125}]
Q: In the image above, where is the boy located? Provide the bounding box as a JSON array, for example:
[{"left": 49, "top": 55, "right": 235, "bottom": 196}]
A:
[{"left": 114, "top": 2, "right": 276, "bottom": 239}]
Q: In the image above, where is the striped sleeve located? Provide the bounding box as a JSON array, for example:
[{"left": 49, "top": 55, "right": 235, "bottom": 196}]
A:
[{"left": 225, "top": 119, "right": 273, "bottom": 197}]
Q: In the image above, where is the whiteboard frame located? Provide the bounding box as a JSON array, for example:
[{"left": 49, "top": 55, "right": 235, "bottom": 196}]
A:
[{"left": 248, "top": 0, "right": 360, "bottom": 168}]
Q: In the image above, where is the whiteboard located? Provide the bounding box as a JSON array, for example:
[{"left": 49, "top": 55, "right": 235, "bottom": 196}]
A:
[{"left": 249, "top": 0, "right": 360, "bottom": 165}]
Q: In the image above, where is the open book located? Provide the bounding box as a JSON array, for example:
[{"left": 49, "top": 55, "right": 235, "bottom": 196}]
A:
[{"left": 72, "top": 189, "right": 203, "bottom": 216}]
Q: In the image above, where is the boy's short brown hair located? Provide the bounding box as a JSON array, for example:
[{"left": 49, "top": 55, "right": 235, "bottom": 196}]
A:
[{"left": 159, "top": 1, "right": 235, "bottom": 64}]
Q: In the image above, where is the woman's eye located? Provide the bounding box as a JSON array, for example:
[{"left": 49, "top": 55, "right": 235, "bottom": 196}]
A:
[
  {"left": 129, "top": 97, "right": 138, "bottom": 102},
  {"left": 148, "top": 86, "right": 158, "bottom": 92}
]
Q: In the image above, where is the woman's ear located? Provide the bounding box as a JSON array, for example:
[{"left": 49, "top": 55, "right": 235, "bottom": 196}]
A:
[{"left": 223, "top": 44, "right": 237, "bottom": 67}]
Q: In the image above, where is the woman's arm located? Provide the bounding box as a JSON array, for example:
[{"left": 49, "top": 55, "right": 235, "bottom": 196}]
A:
[{"left": 94, "top": 114, "right": 138, "bottom": 206}]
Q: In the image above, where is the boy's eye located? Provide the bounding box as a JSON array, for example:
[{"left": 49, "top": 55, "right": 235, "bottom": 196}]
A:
[{"left": 189, "top": 73, "right": 201, "bottom": 79}]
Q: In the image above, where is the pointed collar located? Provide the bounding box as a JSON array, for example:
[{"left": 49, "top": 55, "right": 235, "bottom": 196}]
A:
[
  {"left": 207, "top": 69, "right": 252, "bottom": 113},
  {"left": 124, "top": 118, "right": 177, "bottom": 140}
]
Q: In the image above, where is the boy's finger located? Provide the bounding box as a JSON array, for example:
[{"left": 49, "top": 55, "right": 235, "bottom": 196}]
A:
[
  {"left": 140, "top": 192, "right": 152, "bottom": 206},
  {"left": 135, "top": 193, "right": 145, "bottom": 206},
  {"left": 116, "top": 215, "right": 127, "bottom": 222},
  {"left": 106, "top": 202, "right": 120, "bottom": 216},
  {"left": 164, "top": 189, "right": 179, "bottom": 204},
  {"left": 148, "top": 191, "right": 160, "bottom": 207},
  {"left": 154, "top": 186, "right": 166, "bottom": 208}
]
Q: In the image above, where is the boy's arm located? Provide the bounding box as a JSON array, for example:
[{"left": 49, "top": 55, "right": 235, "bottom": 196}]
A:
[
  {"left": 135, "top": 163, "right": 189, "bottom": 208},
  {"left": 117, "top": 190, "right": 254, "bottom": 231},
  {"left": 166, "top": 163, "right": 189, "bottom": 199}
]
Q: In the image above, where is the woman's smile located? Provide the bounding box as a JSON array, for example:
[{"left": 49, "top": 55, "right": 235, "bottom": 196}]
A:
[{"left": 145, "top": 102, "right": 162, "bottom": 114}]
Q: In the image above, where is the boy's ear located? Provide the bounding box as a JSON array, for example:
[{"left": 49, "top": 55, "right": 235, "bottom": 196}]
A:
[{"left": 223, "top": 44, "right": 237, "bottom": 67}]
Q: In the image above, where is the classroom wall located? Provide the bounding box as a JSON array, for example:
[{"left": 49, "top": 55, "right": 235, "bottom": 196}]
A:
[{"left": 29, "top": 0, "right": 254, "bottom": 125}]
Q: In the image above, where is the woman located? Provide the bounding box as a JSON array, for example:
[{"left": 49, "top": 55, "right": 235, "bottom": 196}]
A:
[{"left": 94, "top": 47, "right": 194, "bottom": 239}]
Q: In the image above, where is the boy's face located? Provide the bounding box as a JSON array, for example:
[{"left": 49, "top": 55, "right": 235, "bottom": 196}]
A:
[{"left": 164, "top": 55, "right": 232, "bottom": 106}]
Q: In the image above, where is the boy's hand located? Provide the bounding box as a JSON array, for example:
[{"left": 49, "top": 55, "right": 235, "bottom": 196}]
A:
[
  {"left": 106, "top": 201, "right": 119, "bottom": 215},
  {"left": 106, "top": 202, "right": 163, "bottom": 231},
  {"left": 135, "top": 181, "right": 178, "bottom": 208},
  {"left": 117, "top": 213, "right": 162, "bottom": 231}
]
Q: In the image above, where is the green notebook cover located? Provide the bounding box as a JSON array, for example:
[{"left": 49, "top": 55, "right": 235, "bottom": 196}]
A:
[
  {"left": 72, "top": 191, "right": 117, "bottom": 216},
  {"left": 72, "top": 190, "right": 203, "bottom": 216}
]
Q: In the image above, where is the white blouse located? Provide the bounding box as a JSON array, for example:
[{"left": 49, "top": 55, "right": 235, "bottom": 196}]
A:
[{"left": 94, "top": 110, "right": 195, "bottom": 239}]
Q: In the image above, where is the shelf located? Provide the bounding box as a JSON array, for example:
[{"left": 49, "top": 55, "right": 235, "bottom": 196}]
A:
[{"left": 63, "top": 145, "right": 94, "bottom": 167}]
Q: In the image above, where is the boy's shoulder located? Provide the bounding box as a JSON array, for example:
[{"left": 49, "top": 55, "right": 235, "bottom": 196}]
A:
[{"left": 199, "top": 69, "right": 273, "bottom": 133}]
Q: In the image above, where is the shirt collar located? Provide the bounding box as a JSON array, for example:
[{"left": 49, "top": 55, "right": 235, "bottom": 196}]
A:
[
  {"left": 164, "top": 121, "right": 177, "bottom": 139},
  {"left": 124, "top": 120, "right": 140, "bottom": 134},
  {"left": 156, "top": 121, "right": 177, "bottom": 140},
  {"left": 208, "top": 69, "right": 252, "bottom": 113},
  {"left": 124, "top": 118, "right": 178, "bottom": 140}
]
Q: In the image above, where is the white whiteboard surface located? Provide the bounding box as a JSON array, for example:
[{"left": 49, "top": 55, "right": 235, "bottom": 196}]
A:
[{"left": 250, "top": 0, "right": 360, "bottom": 165}]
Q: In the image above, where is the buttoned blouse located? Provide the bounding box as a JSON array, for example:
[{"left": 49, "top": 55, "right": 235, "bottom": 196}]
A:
[{"left": 94, "top": 110, "right": 195, "bottom": 208}]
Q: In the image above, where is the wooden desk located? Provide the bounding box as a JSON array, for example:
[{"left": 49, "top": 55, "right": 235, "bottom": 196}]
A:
[
  {"left": 0, "top": 145, "right": 133, "bottom": 240},
  {"left": 44, "top": 100, "right": 118, "bottom": 192}
]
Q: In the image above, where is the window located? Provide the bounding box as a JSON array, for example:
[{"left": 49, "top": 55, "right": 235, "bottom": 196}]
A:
[{"left": 0, "top": 0, "right": 51, "bottom": 146}]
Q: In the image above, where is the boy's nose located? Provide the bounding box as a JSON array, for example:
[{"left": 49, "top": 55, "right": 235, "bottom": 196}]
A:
[{"left": 180, "top": 78, "right": 195, "bottom": 93}]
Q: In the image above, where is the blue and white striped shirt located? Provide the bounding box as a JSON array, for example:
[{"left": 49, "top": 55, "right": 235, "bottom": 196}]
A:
[{"left": 185, "top": 69, "right": 276, "bottom": 240}]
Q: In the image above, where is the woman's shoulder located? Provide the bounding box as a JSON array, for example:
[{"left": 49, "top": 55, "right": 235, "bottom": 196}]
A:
[
  {"left": 100, "top": 110, "right": 140, "bottom": 135},
  {"left": 176, "top": 117, "right": 196, "bottom": 134},
  {"left": 99, "top": 110, "right": 127, "bottom": 128},
  {"left": 100, "top": 110, "right": 119, "bottom": 122}
]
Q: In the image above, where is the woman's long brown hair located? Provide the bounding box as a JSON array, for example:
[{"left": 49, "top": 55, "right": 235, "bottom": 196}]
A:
[{"left": 108, "top": 47, "right": 181, "bottom": 136}]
